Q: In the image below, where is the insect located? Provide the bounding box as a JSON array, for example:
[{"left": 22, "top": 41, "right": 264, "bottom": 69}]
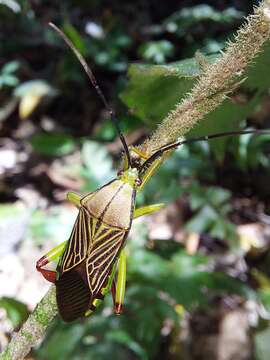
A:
[{"left": 36, "top": 23, "right": 270, "bottom": 322}]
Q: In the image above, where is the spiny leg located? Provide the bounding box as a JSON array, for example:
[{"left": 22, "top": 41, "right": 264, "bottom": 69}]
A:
[{"left": 36, "top": 241, "right": 67, "bottom": 283}]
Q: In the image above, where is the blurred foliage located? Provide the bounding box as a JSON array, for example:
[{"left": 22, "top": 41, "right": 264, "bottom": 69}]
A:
[
  {"left": 14, "top": 80, "right": 57, "bottom": 119},
  {"left": 163, "top": 5, "right": 244, "bottom": 34},
  {"left": 30, "top": 132, "right": 76, "bottom": 157},
  {"left": 0, "top": 297, "right": 28, "bottom": 328},
  {"left": 0, "top": 61, "right": 20, "bottom": 89},
  {"left": 37, "top": 245, "right": 253, "bottom": 360},
  {"left": 255, "top": 327, "right": 270, "bottom": 360},
  {"left": 1, "top": 1, "right": 270, "bottom": 360},
  {"left": 122, "top": 41, "right": 270, "bottom": 161},
  {"left": 185, "top": 183, "right": 237, "bottom": 245},
  {"left": 138, "top": 40, "right": 174, "bottom": 64},
  {"left": 232, "top": 132, "right": 270, "bottom": 171},
  {"left": 80, "top": 140, "right": 115, "bottom": 189}
]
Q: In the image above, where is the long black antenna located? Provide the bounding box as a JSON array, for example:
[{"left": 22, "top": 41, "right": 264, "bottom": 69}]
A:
[
  {"left": 49, "top": 22, "right": 131, "bottom": 167},
  {"left": 140, "top": 129, "right": 270, "bottom": 174}
]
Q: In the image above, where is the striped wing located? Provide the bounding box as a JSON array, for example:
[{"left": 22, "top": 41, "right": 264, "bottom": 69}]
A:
[
  {"left": 86, "top": 220, "right": 127, "bottom": 296},
  {"left": 58, "top": 205, "right": 127, "bottom": 293},
  {"left": 59, "top": 207, "right": 92, "bottom": 273},
  {"left": 56, "top": 215, "right": 127, "bottom": 321}
]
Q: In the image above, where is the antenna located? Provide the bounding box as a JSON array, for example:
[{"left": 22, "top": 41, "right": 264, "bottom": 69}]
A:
[
  {"left": 49, "top": 22, "right": 131, "bottom": 167},
  {"left": 140, "top": 129, "right": 270, "bottom": 174}
]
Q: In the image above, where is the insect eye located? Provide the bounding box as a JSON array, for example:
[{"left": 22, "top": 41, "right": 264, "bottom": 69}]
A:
[
  {"left": 135, "top": 178, "right": 142, "bottom": 186},
  {"left": 117, "top": 170, "right": 124, "bottom": 177}
]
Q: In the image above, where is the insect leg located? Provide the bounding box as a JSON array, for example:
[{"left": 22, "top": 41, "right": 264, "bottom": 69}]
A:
[
  {"left": 129, "top": 146, "right": 171, "bottom": 191},
  {"left": 133, "top": 203, "right": 164, "bottom": 219},
  {"left": 138, "top": 153, "right": 166, "bottom": 190},
  {"left": 66, "top": 192, "right": 82, "bottom": 208},
  {"left": 113, "top": 249, "right": 127, "bottom": 314},
  {"left": 36, "top": 241, "right": 68, "bottom": 283}
]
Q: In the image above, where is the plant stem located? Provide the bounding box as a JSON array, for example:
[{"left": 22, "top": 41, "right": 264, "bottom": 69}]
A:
[
  {"left": 1, "top": 1, "right": 270, "bottom": 359},
  {"left": 0, "top": 286, "right": 57, "bottom": 360},
  {"left": 139, "top": 0, "right": 270, "bottom": 155}
]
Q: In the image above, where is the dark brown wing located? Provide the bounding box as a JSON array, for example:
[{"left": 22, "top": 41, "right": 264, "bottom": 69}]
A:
[{"left": 56, "top": 261, "right": 90, "bottom": 322}]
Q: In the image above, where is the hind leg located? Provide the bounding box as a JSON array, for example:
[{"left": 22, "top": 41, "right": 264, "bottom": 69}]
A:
[{"left": 111, "top": 249, "right": 126, "bottom": 314}]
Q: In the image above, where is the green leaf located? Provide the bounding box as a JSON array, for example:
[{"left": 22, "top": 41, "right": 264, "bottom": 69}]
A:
[
  {"left": 210, "top": 216, "right": 236, "bottom": 241},
  {"left": 185, "top": 205, "right": 217, "bottom": 233},
  {"left": 128, "top": 249, "right": 169, "bottom": 281},
  {"left": 81, "top": 141, "right": 114, "bottom": 187},
  {"left": 106, "top": 330, "right": 148, "bottom": 360},
  {"left": 167, "top": 251, "right": 253, "bottom": 307},
  {"left": 37, "top": 322, "right": 85, "bottom": 359},
  {"left": 14, "top": 80, "right": 58, "bottom": 118},
  {"left": 124, "top": 284, "right": 177, "bottom": 352},
  {"left": 186, "top": 97, "right": 257, "bottom": 162},
  {"left": 139, "top": 40, "right": 174, "bottom": 64},
  {"left": 244, "top": 40, "right": 270, "bottom": 91},
  {"left": 0, "top": 297, "right": 28, "bottom": 328},
  {"left": 1, "top": 73, "right": 19, "bottom": 87},
  {"left": 259, "top": 289, "right": 270, "bottom": 313},
  {"left": 0, "top": 61, "right": 20, "bottom": 88},
  {"left": 185, "top": 184, "right": 236, "bottom": 242},
  {"left": 170, "top": 250, "right": 207, "bottom": 276},
  {"left": 95, "top": 120, "right": 117, "bottom": 141},
  {"left": 62, "top": 22, "right": 86, "bottom": 55},
  {"left": 121, "top": 55, "right": 218, "bottom": 127},
  {"left": 2, "top": 60, "right": 20, "bottom": 74},
  {"left": 247, "top": 134, "right": 270, "bottom": 169},
  {"left": 164, "top": 5, "right": 244, "bottom": 36},
  {"left": 230, "top": 132, "right": 270, "bottom": 171},
  {"left": 122, "top": 41, "right": 270, "bottom": 161},
  {"left": 206, "top": 186, "right": 231, "bottom": 206},
  {"left": 29, "top": 206, "right": 76, "bottom": 246},
  {"left": 129, "top": 249, "right": 252, "bottom": 310},
  {"left": 31, "top": 133, "right": 77, "bottom": 156},
  {"left": 255, "top": 327, "right": 270, "bottom": 360},
  {"left": 14, "top": 79, "right": 57, "bottom": 98}
]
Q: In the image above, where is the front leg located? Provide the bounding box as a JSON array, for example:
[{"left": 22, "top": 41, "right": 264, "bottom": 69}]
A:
[
  {"left": 66, "top": 191, "right": 82, "bottom": 208},
  {"left": 133, "top": 203, "right": 164, "bottom": 219},
  {"left": 36, "top": 241, "right": 67, "bottom": 283}
]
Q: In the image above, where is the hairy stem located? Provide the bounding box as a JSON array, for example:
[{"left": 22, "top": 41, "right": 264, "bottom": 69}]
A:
[
  {"left": 0, "top": 286, "right": 57, "bottom": 360},
  {"left": 1, "top": 1, "right": 270, "bottom": 359},
  {"left": 139, "top": 0, "right": 270, "bottom": 155}
]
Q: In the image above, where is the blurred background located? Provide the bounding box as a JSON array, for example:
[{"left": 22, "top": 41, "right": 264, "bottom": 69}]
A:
[{"left": 1, "top": 1, "right": 270, "bottom": 359}]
